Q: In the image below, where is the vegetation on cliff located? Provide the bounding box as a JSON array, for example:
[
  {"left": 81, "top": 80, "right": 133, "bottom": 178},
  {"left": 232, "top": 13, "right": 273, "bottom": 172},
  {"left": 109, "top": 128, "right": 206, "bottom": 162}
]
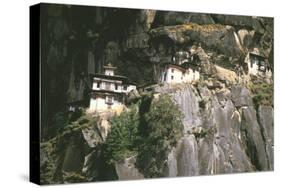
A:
[
  {"left": 248, "top": 80, "right": 273, "bottom": 108},
  {"left": 40, "top": 111, "right": 99, "bottom": 184},
  {"left": 136, "top": 94, "right": 183, "bottom": 177},
  {"left": 104, "top": 94, "right": 183, "bottom": 177},
  {"left": 41, "top": 94, "right": 183, "bottom": 183},
  {"left": 104, "top": 105, "right": 140, "bottom": 164}
]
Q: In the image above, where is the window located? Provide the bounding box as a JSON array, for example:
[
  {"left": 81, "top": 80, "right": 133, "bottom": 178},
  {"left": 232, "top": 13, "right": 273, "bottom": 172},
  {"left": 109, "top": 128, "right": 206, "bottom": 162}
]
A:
[
  {"left": 171, "top": 76, "right": 174, "bottom": 80},
  {"left": 97, "top": 82, "right": 100, "bottom": 88},
  {"left": 250, "top": 59, "right": 254, "bottom": 68},
  {"left": 123, "top": 85, "right": 127, "bottom": 90},
  {"left": 115, "top": 84, "right": 118, "bottom": 90},
  {"left": 106, "top": 96, "right": 113, "bottom": 104},
  {"left": 171, "top": 69, "right": 174, "bottom": 73}
]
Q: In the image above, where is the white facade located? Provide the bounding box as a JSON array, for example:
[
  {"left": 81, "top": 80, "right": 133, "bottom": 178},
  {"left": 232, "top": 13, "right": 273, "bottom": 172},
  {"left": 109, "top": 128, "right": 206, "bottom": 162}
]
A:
[
  {"left": 161, "top": 65, "right": 200, "bottom": 84},
  {"left": 105, "top": 69, "right": 115, "bottom": 76},
  {"left": 88, "top": 64, "right": 136, "bottom": 113},
  {"left": 89, "top": 94, "right": 124, "bottom": 113},
  {"left": 245, "top": 53, "right": 271, "bottom": 77},
  {"left": 92, "top": 78, "right": 136, "bottom": 94}
]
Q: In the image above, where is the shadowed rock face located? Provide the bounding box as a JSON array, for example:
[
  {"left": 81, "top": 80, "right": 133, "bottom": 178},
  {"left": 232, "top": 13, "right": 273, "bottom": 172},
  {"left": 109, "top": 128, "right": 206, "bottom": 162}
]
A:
[{"left": 150, "top": 24, "right": 244, "bottom": 57}]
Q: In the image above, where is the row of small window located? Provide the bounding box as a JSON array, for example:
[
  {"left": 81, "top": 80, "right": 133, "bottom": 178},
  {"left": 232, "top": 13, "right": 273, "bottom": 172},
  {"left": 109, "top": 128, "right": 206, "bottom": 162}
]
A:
[
  {"left": 170, "top": 76, "right": 184, "bottom": 80},
  {"left": 250, "top": 59, "right": 265, "bottom": 68},
  {"left": 96, "top": 82, "right": 127, "bottom": 90}
]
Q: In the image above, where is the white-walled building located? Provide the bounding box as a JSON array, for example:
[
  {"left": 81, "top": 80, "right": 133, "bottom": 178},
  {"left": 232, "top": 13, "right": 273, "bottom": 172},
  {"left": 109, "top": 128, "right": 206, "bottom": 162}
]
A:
[
  {"left": 245, "top": 52, "right": 272, "bottom": 77},
  {"left": 88, "top": 64, "right": 136, "bottom": 113},
  {"left": 161, "top": 63, "right": 200, "bottom": 84},
  {"left": 173, "top": 51, "right": 190, "bottom": 65}
]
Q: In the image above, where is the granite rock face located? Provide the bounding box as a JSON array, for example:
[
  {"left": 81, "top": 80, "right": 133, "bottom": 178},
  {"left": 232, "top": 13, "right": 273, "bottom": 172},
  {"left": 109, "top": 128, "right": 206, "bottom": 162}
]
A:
[
  {"left": 115, "top": 156, "right": 144, "bottom": 180},
  {"left": 157, "top": 84, "right": 271, "bottom": 176}
]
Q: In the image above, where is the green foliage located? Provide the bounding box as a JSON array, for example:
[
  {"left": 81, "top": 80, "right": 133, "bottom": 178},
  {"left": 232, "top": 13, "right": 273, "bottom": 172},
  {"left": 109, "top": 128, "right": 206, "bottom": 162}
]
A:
[
  {"left": 104, "top": 105, "right": 139, "bottom": 164},
  {"left": 40, "top": 112, "right": 99, "bottom": 184},
  {"left": 136, "top": 94, "right": 183, "bottom": 177},
  {"left": 104, "top": 94, "right": 183, "bottom": 178},
  {"left": 63, "top": 171, "right": 88, "bottom": 183},
  {"left": 248, "top": 81, "right": 273, "bottom": 108},
  {"left": 40, "top": 143, "right": 57, "bottom": 184},
  {"left": 41, "top": 94, "right": 184, "bottom": 182}
]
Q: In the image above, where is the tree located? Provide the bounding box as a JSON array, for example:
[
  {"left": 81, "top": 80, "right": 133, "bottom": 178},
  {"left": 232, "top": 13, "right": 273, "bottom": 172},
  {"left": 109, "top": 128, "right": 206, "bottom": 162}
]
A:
[
  {"left": 104, "top": 105, "right": 139, "bottom": 164},
  {"left": 136, "top": 94, "right": 183, "bottom": 177}
]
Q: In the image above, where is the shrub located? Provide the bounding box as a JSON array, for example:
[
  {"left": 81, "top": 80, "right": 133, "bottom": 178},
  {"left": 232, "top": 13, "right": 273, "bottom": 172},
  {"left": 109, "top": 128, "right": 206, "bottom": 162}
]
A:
[
  {"left": 249, "top": 82, "right": 273, "bottom": 108},
  {"left": 63, "top": 171, "right": 88, "bottom": 183},
  {"left": 136, "top": 94, "right": 183, "bottom": 177},
  {"left": 104, "top": 105, "right": 139, "bottom": 164}
]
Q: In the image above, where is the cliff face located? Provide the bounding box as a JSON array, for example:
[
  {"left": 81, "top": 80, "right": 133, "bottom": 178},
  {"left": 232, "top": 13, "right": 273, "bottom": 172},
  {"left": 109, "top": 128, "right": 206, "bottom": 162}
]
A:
[
  {"left": 159, "top": 84, "right": 273, "bottom": 176},
  {"left": 40, "top": 3, "right": 273, "bottom": 184}
]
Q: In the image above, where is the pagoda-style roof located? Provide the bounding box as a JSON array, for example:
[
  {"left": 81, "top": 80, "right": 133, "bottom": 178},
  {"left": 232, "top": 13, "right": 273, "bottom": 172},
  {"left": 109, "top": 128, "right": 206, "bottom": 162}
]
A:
[
  {"left": 181, "top": 62, "right": 200, "bottom": 71},
  {"left": 92, "top": 73, "right": 127, "bottom": 81},
  {"left": 103, "top": 63, "right": 117, "bottom": 69},
  {"left": 163, "top": 63, "right": 187, "bottom": 72},
  {"left": 163, "top": 62, "right": 200, "bottom": 72},
  {"left": 90, "top": 89, "right": 125, "bottom": 96},
  {"left": 249, "top": 52, "right": 266, "bottom": 60},
  {"left": 90, "top": 73, "right": 136, "bottom": 85}
]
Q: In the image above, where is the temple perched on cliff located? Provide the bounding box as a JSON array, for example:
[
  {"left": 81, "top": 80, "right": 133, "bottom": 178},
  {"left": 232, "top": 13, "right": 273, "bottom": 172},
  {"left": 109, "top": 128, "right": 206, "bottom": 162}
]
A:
[
  {"left": 87, "top": 64, "right": 136, "bottom": 113},
  {"left": 161, "top": 63, "right": 200, "bottom": 84},
  {"left": 245, "top": 51, "right": 272, "bottom": 78},
  {"left": 160, "top": 47, "right": 201, "bottom": 84}
]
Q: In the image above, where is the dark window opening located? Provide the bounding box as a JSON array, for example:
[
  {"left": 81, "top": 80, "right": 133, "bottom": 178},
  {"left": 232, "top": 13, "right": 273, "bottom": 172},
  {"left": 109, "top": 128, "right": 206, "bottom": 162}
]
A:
[
  {"left": 171, "top": 76, "right": 174, "bottom": 80},
  {"left": 171, "top": 69, "right": 174, "bottom": 73},
  {"left": 115, "top": 84, "right": 118, "bottom": 90},
  {"left": 106, "top": 96, "right": 113, "bottom": 104},
  {"left": 123, "top": 85, "right": 127, "bottom": 90},
  {"left": 97, "top": 82, "right": 100, "bottom": 88}
]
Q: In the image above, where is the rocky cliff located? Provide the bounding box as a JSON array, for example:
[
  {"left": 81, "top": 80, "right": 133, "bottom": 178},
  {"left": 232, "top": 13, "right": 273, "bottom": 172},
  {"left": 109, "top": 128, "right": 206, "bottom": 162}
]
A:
[{"left": 39, "top": 3, "right": 274, "bottom": 184}]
